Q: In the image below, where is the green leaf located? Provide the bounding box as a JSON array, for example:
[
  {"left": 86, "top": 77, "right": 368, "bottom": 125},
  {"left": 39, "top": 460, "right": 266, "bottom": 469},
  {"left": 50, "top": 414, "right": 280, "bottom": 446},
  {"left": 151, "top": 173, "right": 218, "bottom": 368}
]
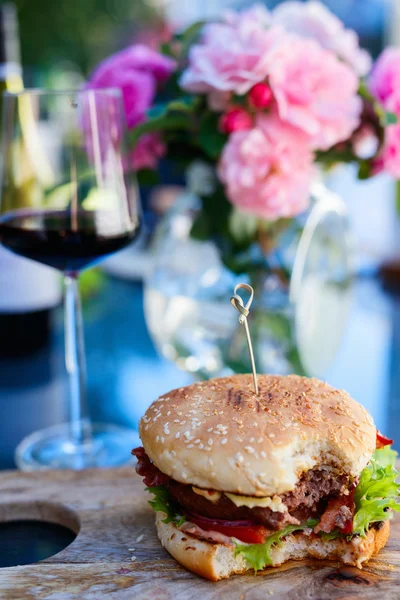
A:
[
  {"left": 147, "top": 104, "right": 169, "bottom": 120},
  {"left": 129, "top": 100, "right": 194, "bottom": 147},
  {"left": 234, "top": 519, "right": 318, "bottom": 572},
  {"left": 228, "top": 210, "right": 258, "bottom": 245},
  {"left": 190, "top": 212, "right": 211, "bottom": 240},
  {"left": 357, "top": 159, "right": 373, "bottom": 180},
  {"left": 160, "top": 41, "right": 176, "bottom": 58},
  {"left": 146, "top": 486, "right": 185, "bottom": 526},
  {"left": 319, "top": 530, "right": 343, "bottom": 541},
  {"left": 383, "top": 112, "right": 398, "bottom": 126},
  {"left": 197, "top": 112, "right": 227, "bottom": 159},
  {"left": 167, "top": 96, "right": 200, "bottom": 113},
  {"left": 136, "top": 169, "right": 160, "bottom": 187},
  {"left": 177, "top": 21, "right": 205, "bottom": 58},
  {"left": 352, "top": 446, "right": 400, "bottom": 536},
  {"left": 358, "top": 80, "right": 374, "bottom": 102}
]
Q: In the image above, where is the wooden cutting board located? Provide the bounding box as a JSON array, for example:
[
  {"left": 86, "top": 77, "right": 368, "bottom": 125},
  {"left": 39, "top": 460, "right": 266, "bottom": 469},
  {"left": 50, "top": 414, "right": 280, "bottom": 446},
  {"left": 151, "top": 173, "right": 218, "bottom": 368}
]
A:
[{"left": 0, "top": 467, "right": 399, "bottom": 600}]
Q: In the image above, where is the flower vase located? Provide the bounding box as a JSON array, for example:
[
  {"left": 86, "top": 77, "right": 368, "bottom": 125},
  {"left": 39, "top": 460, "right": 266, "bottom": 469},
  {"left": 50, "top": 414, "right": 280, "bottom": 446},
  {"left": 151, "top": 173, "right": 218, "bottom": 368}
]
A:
[{"left": 144, "top": 181, "right": 353, "bottom": 380}]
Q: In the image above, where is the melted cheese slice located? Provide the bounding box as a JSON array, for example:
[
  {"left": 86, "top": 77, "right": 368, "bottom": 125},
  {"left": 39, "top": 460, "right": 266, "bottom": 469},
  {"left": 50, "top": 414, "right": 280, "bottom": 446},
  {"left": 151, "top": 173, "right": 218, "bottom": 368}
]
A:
[
  {"left": 192, "top": 487, "right": 222, "bottom": 503},
  {"left": 224, "top": 493, "right": 288, "bottom": 512}
]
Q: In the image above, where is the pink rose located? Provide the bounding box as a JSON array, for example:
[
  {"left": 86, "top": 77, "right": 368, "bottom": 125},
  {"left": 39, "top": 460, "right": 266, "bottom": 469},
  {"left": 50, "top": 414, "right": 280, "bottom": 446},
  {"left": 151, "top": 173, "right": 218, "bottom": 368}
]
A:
[
  {"left": 179, "top": 18, "right": 280, "bottom": 96},
  {"left": 272, "top": 1, "right": 371, "bottom": 76},
  {"left": 268, "top": 36, "right": 361, "bottom": 150},
  {"left": 376, "top": 124, "right": 400, "bottom": 178},
  {"left": 88, "top": 45, "right": 176, "bottom": 128},
  {"left": 369, "top": 48, "right": 400, "bottom": 115},
  {"left": 218, "top": 113, "right": 314, "bottom": 220},
  {"left": 131, "top": 133, "right": 166, "bottom": 171}
]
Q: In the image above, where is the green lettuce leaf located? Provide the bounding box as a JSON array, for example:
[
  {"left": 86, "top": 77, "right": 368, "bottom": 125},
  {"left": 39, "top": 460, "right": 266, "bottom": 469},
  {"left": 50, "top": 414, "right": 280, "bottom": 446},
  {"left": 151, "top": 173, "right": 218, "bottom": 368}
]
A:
[
  {"left": 319, "top": 529, "right": 343, "bottom": 541},
  {"left": 146, "top": 486, "right": 185, "bottom": 527},
  {"left": 234, "top": 519, "right": 318, "bottom": 572},
  {"left": 352, "top": 446, "right": 400, "bottom": 536}
]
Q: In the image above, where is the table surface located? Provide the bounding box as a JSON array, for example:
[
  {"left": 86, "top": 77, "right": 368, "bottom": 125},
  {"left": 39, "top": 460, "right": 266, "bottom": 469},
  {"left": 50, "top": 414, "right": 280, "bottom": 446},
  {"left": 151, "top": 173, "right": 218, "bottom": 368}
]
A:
[
  {"left": 2, "top": 466, "right": 400, "bottom": 600},
  {"left": 0, "top": 273, "right": 399, "bottom": 470}
]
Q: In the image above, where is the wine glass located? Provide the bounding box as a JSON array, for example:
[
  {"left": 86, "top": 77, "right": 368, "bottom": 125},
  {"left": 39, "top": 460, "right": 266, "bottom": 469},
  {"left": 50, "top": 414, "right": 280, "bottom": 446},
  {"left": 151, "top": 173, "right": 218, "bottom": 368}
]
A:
[{"left": 0, "top": 88, "right": 141, "bottom": 469}]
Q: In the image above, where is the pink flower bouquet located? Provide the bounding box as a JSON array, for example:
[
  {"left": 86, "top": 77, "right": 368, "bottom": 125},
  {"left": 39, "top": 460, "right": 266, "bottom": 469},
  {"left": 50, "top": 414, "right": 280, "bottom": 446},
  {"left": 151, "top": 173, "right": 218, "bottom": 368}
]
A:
[{"left": 88, "top": 1, "right": 400, "bottom": 270}]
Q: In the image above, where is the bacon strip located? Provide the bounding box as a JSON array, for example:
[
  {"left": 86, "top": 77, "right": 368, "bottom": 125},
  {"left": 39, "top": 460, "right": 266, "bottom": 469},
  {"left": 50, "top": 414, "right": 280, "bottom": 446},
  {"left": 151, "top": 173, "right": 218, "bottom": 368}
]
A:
[
  {"left": 314, "top": 486, "right": 355, "bottom": 535},
  {"left": 132, "top": 446, "right": 169, "bottom": 487}
]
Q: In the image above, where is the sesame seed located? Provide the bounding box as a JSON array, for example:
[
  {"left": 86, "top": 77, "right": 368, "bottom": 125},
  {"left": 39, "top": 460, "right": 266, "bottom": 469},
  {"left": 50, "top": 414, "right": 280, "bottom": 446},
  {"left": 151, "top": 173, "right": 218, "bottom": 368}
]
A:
[
  {"left": 182, "top": 473, "right": 188, "bottom": 479},
  {"left": 171, "top": 450, "right": 176, "bottom": 456},
  {"left": 221, "top": 438, "right": 227, "bottom": 445},
  {"left": 184, "top": 431, "right": 191, "bottom": 439},
  {"left": 207, "top": 428, "right": 213, "bottom": 433},
  {"left": 131, "top": 556, "right": 136, "bottom": 562},
  {"left": 268, "top": 433, "right": 275, "bottom": 438},
  {"left": 208, "top": 439, "right": 213, "bottom": 445},
  {"left": 245, "top": 446, "right": 255, "bottom": 454},
  {"left": 199, "top": 443, "right": 204, "bottom": 449},
  {"left": 261, "top": 451, "right": 267, "bottom": 458},
  {"left": 156, "top": 436, "right": 159, "bottom": 442},
  {"left": 136, "top": 534, "right": 144, "bottom": 542},
  {"left": 194, "top": 439, "right": 201, "bottom": 444},
  {"left": 249, "top": 437, "right": 255, "bottom": 443},
  {"left": 174, "top": 419, "right": 180, "bottom": 423},
  {"left": 175, "top": 432, "right": 180, "bottom": 439},
  {"left": 144, "top": 425, "right": 149, "bottom": 431},
  {"left": 187, "top": 444, "right": 194, "bottom": 449}
]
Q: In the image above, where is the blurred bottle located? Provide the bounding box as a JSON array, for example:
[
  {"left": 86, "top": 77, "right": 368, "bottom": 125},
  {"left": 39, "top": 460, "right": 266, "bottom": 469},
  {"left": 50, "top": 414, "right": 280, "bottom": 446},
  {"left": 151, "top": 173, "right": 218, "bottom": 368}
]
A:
[{"left": 0, "top": 3, "right": 61, "bottom": 357}]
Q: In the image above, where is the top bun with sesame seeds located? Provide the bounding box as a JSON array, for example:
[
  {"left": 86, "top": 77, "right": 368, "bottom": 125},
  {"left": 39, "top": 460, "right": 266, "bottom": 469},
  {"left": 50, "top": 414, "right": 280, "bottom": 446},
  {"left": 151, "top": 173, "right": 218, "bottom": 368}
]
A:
[{"left": 139, "top": 374, "right": 376, "bottom": 496}]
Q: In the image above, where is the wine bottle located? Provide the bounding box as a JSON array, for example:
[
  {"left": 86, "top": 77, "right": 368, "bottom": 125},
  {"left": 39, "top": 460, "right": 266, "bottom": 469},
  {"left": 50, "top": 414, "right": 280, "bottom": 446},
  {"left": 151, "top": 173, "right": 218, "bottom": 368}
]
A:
[{"left": 0, "top": 3, "right": 61, "bottom": 357}]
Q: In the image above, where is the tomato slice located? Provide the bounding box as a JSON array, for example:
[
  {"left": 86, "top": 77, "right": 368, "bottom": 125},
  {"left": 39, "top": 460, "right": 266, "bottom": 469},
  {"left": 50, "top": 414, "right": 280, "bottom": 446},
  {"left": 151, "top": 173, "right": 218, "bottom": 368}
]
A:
[
  {"left": 185, "top": 512, "right": 269, "bottom": 544},
  {"left": 376, "top": 430, "right": 393, "bottom": 449}
]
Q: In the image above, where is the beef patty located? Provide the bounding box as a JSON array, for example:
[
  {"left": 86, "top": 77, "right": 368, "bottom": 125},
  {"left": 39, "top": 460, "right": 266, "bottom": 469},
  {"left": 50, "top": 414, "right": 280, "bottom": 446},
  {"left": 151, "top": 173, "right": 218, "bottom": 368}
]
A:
[
  {"left": 167, "top": 469, "right": 349, "bottom": 530},
  {"left": 132, "top": 447, "right": 350, "bottom": 531}
]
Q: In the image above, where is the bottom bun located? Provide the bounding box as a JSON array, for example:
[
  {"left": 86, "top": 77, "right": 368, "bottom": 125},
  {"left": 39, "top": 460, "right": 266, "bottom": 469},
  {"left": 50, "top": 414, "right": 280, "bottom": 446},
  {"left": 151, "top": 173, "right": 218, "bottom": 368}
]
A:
[{"left": 155, "top": 513, "right": 390, "bottom": 581}]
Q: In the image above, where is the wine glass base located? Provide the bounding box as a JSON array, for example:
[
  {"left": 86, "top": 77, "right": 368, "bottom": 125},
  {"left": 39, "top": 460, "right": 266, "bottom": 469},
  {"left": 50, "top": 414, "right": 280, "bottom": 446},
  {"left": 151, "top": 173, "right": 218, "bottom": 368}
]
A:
[{"left": 15, "top": 422, "right": 140, "bottom": 471}]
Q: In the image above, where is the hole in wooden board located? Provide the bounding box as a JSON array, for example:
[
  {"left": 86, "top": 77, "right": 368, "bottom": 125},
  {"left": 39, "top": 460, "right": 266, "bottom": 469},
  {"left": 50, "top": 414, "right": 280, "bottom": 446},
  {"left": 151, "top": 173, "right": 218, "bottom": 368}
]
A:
[{"left": 0, "top": 500, "right": 80, "bottom": 567}]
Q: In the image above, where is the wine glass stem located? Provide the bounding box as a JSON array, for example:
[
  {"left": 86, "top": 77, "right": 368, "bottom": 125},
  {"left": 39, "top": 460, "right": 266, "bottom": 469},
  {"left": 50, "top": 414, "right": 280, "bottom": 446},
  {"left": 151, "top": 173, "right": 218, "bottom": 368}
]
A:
[{"left": 64, "top": 273, "right": 92, "bottom": 448}]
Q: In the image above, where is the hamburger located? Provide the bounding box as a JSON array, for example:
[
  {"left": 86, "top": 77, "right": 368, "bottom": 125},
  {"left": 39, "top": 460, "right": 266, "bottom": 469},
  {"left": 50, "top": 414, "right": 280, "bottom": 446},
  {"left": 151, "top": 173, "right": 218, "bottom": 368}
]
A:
[{"left": 132, "top": 374, "right": 399, "bottom": 581}]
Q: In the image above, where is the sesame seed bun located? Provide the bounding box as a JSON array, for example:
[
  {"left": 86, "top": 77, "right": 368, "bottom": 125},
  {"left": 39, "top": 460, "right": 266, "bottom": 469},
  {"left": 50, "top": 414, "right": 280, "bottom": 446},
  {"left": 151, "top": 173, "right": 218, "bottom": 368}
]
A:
[
  {"left": 139, "top": 374, "right": 376, "bottom": 496},
  {"left": 156, "top": 512, "right": 390, "bottom": 581}
]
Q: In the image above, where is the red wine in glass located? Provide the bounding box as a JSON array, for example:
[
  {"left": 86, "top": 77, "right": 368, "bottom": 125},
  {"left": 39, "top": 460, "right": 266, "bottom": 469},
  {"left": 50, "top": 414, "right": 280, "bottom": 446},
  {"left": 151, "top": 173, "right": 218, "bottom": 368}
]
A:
[
  {"left": 0, "top": 209, "right": 140, "bottom": 273},
  {"left": 0, "top": 88, "right": 141, "bottom": 470}
]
